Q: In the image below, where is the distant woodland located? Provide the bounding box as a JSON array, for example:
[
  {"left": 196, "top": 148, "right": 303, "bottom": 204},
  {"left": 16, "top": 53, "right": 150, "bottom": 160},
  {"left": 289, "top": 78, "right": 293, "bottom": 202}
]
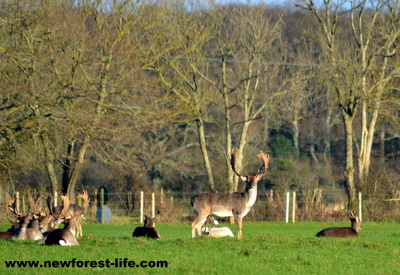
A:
[{"left": 0, "top": 0, "right": 399, "bottom": 211}]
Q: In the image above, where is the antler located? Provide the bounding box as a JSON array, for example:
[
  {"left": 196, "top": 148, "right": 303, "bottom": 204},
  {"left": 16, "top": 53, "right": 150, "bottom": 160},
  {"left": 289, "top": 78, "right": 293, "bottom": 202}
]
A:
[
  {"left": 60, "top": 194, "right": 71, "bottom": 218},
  {"left": 76, "top": 190, "right": 90, "bottom": 214},
  {"left": 230, "top": 148, "right": 242, "bottom": 177},
  {"left": 5, "top": 198, "right": 19, "bottom": 227},
  {"left": 46, "top": 195, "right": 55, "bottom": 216},
  {"left": 7, "top": 197, "right": 21, "bottom": 217},
  {"left": 256, "top": 150, "right": 270, "bottom": 176},
  {"left": 230, "top": 149, "right": 270, "bottom": 177},
  {"left": 28, "top": 195, "right": 35, "bottom": 213},
  {"left": 34, "top": 195, "right": 45, "bottom": 214}
]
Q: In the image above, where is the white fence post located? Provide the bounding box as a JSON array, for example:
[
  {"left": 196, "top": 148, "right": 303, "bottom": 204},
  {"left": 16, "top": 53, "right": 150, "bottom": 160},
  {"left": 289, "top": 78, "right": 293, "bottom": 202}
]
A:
[
  {"left": 292, "top": 191, "right": 296, "bottom": 223},
  {"left": 152, "top": 192, "right": 155, "bottom": 218},
  {"left": 285, "top": 192, "right": 290, "bottom": 223},
  {"left": 358, "top": 192, "right": 362, "bottom": 221},
  {"left": 140, "top": 191, "right": 144, "bottom": 224}
]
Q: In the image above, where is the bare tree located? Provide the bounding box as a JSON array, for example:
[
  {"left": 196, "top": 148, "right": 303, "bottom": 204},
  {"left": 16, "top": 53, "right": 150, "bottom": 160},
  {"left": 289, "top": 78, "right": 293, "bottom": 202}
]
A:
[{"left": 297, "top": 0, "right": 400, "bottom": 209}]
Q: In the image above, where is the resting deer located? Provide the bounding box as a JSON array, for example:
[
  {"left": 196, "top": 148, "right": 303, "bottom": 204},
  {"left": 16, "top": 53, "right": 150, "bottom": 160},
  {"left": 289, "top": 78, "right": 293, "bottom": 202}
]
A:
[
  {"left": 39, "top": 195, "right": 69, "bottom": 236},
  {"left": 316, "top": 212, "right": 362, "bottom": 238},
  {"left": 201, "top": 226, "right": 234, "bottom": 238},
  {"left": 39, "top": 195, "right": 79, "bottom": 246},
  {"left": 51, "top": 190, "right": 90, "bottom": 237},
  {"left": 12, "top": 212, "right": 44, "bottom": 240},
  {"left": 7, "top": 195, "right": 44, "bottom": 240},
  {"left": 40, "top": 218, "right": 79, "bottom": 246},
  {"left": 191, "top": 149, "right": 270, "bottom": 239},
  {"left": 132, "top": 215, "right": 161, "bottom": 240}
]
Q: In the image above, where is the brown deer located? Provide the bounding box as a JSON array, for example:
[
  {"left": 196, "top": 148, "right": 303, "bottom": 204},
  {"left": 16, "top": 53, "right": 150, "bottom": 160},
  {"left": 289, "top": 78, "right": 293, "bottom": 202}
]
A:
[
  {"left": 316, "top": 212, "right": 362, "bottom": 238},
  {"left": 191, "top": 149, "right": 270, "bottom": 239},
  {"left": 12, "top": 212, "right": 44, "bottom": 240},
  {"left": 0, "top": 232, "right": 12, "bottom": 239},
  {"left": 39, "top": 195, "right": 69, "bottom": 236},
  {"left": 51, "top": 190, "right": 90, "bottom": 237},
  {"left": 39, "top": 195, "right": 79, "bottom": 246},
  {"left": 41, "top": 218, "right": 79, "bottom": 246},
  {"left": 7, "top": 195, "right": 44, "bottom": 240},
  {"left": 132, "top": 215, "right": 161, "bottom": 240}
]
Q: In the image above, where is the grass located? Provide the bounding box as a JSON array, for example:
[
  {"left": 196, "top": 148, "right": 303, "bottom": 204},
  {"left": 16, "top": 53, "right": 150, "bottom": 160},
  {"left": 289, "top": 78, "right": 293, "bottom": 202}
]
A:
[{"left": 0, "top": 221, "right": 399, "bottom": 274}]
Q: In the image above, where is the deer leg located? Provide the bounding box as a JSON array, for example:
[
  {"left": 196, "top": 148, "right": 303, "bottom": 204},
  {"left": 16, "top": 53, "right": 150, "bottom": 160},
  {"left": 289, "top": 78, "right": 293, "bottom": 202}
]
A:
[
  {"left": 76, "top": 219, "right": 82, "bottom": 237},
  {"left": 235, "top": 215, "right": 243, "bottom": 239},
  {"left": 191, "top": 214, "right": 207, "bottom": 238}
]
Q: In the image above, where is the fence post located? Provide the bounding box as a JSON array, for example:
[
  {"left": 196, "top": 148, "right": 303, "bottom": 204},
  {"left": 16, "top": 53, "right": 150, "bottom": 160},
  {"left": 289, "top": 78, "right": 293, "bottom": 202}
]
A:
[
  {"left": 285, "top": 192, "right": 290, "bottom": 223},
  {"left": 140, "top": 191, "right": 144, "bottom": 224},
  {"left": 54, "top": 191, "right": 58, "bottom": 207},
  {"left": 100, "top": 188, "right": 105, "bottom": 224},
  {"left": 292, "top": 191, "right": 296, "bottom": 223},
  {"left": 152, "top": 192, "right": 155, "bottom": 218},
  {"left": 358, "top": 192, "right": 362, "bottom": 221}
]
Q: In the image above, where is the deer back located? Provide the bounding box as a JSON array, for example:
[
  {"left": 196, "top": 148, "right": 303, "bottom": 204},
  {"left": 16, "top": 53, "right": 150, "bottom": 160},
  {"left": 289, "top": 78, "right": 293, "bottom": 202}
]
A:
[
  {"left": 44, "top": 229, "right": 79, "bottom": 246},
  {"left": 43, "top": 218, "right": 79, "bottom": 246},
  {"left": 192, "top": 192, "right": 252, "bottom": 217},
  {"left": 316, "top": 215, "right": 362, "bottom": 238},
  {"left": 316, "top": 227, "right": 359, "bottom": 238},
  {"left": 132, "top": 227, "right": 161, "bottom": 239},
  {"left": 0, "top": 232, "right": 13, "bottom": 239}
]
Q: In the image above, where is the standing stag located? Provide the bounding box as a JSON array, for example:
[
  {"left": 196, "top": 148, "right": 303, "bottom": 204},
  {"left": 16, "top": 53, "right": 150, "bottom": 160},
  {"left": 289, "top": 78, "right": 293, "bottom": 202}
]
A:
[
  {"left": 191, "top": 149, "right": 270, "bottom": 239},
  {"left": 316, "top": 212, "right": 362, "bottom": 238}
]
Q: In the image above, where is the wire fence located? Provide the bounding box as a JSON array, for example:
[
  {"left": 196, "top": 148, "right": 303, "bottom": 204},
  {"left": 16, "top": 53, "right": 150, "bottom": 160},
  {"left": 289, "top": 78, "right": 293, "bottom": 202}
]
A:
[{"left": 1, "top": 189, "right": 399, "bottom": 225}]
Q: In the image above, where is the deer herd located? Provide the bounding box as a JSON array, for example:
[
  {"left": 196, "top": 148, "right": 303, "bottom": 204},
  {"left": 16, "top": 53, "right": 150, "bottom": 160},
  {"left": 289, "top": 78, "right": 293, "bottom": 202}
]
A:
[
  {"left": 1, "top": 191, "right": 90, "bottom": 246},
  {"left": 0, "top": 149, "right": 364, "bottom": 245}
]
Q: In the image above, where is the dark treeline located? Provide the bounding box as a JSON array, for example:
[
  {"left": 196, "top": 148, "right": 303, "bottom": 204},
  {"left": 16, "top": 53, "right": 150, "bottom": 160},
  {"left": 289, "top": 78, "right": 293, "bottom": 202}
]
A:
[{"left": 0, "top": 0, "right": 398, "bottom": 213}]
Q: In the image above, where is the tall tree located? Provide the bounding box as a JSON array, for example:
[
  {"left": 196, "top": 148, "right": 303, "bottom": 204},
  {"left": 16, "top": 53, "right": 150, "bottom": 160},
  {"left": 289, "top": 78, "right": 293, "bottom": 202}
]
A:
[{"left": 297, "top": 0, "right": 400, "bottom": 210}]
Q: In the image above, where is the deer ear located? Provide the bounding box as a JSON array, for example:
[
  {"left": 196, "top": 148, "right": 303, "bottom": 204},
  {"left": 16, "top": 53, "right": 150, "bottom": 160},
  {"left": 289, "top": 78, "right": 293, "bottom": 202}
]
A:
[{"left": 240, "top": 176, "right": 247, "bottom": 182}]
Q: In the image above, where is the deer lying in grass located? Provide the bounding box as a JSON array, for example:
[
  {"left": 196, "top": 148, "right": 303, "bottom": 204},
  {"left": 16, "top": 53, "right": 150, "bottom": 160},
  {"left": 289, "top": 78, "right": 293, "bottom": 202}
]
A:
[
  {"left": 132, "top": 215, "right": 161, "bottom": 240},
  {"left": 201, "top": 226, "right": 234, "bottom": 238},
  {"left": 12, "top": 212, "right": 44, "bottom": 240},
  {"left": 39, "top": 195, "right": 79, "bottom": 246},
  {"left": 40, "top": 218, "right": 79, "bottom": 246},
  {"left": 316, "top": 212, "right": 362, "bottom": 238},
  {"left": 7, "top": 195, "right": 44, "bottom": 240},
  {"left": 191, "top": 149, "right": 270, "bottom": 239},
  {"left": 51, "top": 190, "right": 90, "bottom": 237}
]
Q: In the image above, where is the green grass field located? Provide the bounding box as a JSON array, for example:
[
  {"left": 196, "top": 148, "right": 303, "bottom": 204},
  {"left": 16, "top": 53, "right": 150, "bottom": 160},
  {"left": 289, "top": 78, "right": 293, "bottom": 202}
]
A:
[{"left": 0, "top": 221, "right": 399, "bottom": 274}]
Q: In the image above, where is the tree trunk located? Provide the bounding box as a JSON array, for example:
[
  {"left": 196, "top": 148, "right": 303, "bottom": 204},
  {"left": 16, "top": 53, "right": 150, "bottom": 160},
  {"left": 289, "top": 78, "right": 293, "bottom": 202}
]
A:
[
  {"left": 221, "top": 55, "right": 235, "bottom": 193},
  {"left": 62, "top": 140, "right": 75, "bottom": 194},
  {"left": 40, "top": 134, "right": 59, "bottom": 194},
  {"left": 67, "top": 135, "right": 90, "bottom": 203},
  {"left": 358, "top": 100, "right": 380, "bottom": 191},
  {"left": 196, "top": 118, "right": 215, "bottom": 192},
  {"left": 342, "top": 109, "right": 357, "bottom": 211}
]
